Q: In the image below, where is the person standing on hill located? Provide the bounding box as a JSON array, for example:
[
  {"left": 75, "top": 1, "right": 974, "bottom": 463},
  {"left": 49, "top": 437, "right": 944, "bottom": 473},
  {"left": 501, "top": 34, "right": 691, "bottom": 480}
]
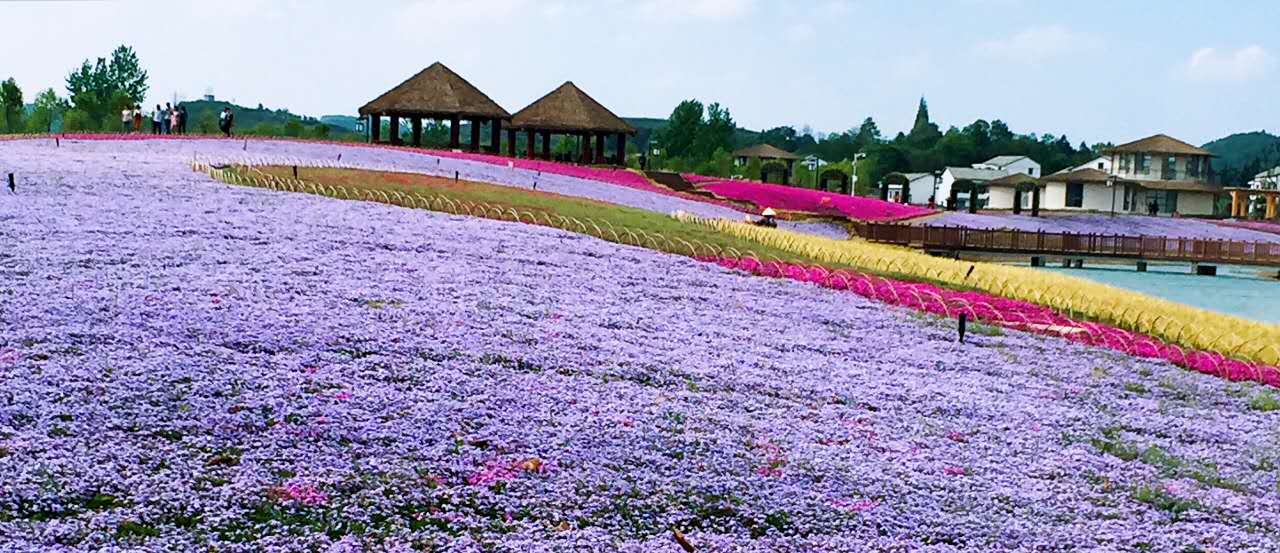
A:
[
  {"left": 177, "top": 105, "right": 188, "bottom": 134},
  {"left": 161, "top": 103, "right": 172, "bottom": 134},
  {"left": 219, "top": 107, "right": 234, "bottom": 137},
  {"left": 132, "top": 105, "right": 143, "bottom": 133},
  {"left": 152, "top": 105, "right": 163, "bottom": 134},
  {"left": 121, "top": 107, "right": 132, "bottom": 133},
  {"left": 169, "top": 107, "right": 180, "bottom": 135}
]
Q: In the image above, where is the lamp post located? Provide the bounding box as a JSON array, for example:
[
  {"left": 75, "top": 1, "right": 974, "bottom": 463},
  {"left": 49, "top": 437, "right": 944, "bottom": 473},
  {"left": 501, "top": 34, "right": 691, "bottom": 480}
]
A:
[
  {"left": 932, "top": 170, "right": 943, "bottom": 208},
  {"left": 1108, "top": 175, "right": 1117, "bottom": 217},
  {"left": 852, "top": 152, "right": 867, "bottom": 195}
]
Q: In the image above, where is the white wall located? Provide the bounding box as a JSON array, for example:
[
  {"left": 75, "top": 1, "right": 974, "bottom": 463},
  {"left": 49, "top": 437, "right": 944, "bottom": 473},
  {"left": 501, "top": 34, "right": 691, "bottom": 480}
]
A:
[
  {"left": 1002, "top": 158, "right": 1041, "bottom": 178},
  {"left": 1177, "top": 192, "right": 1216, "bottom": 216},
  {"left": 908, "top": 176, "right": 936, "bottom": 205},
  {"left": 986, "top": 187, "right": 1016, "bottom": 209}
]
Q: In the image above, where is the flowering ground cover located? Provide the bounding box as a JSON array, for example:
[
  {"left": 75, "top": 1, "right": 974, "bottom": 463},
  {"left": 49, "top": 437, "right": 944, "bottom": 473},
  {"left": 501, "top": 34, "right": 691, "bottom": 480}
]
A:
[
  {"left": 922, "top": 212, "right": 1280, "bottom": 243},
  {"left": 695, "top": 177, "right": 934, "bottom": 221},
  {"left": 1216, "top": 219, "right": 1280, "bottom": 237},
  {"left": 5, "top": 139, "right": 1280, "bottom": 551}
]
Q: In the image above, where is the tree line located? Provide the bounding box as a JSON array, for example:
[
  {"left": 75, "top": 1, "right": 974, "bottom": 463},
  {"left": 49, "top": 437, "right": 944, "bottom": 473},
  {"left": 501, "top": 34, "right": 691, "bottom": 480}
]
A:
[{"left": 648, "top": 97, "right": 1115, "bottom": 193}]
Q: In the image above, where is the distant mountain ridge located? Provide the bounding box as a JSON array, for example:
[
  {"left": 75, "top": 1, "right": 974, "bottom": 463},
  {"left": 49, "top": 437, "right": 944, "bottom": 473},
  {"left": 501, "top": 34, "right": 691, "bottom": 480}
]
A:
[{"left": 1202, "top": 131, "right": 1280, "bottom": 174}]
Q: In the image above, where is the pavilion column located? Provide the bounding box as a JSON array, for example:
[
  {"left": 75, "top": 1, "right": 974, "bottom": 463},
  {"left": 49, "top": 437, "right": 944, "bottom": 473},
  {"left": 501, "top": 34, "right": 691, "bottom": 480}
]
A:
[
  {"left": 580, "top": 133, "right": 591, "bottom": 164},
  {"left": 411, "top": 117, "right": 423, "bottom": 147},
  {"left": 389, "top": 116, "right": 400, "bottom": 145},
  {"left": 1031, "top": 187, "right": 1041, "bottom": 217},
  {"left": 526, "top": 130, "right": 536, "bottom": 158},
  {"left": 507, "top": 129, "right": 516, "bottom": 157},
  {"left": 541, "top": 131, "right": 551, "bottom": 159},
  {"left": 1230, "top": 190, "right": 1241, "bottom": 218},
  {"left": 469, "top": 119, "right": 482, "bottom": 152},
  {"left": 1013, "top": 190, "right": 1023, "bottom": 214},
  {"left": 490, "top": 119, "right": 502, "bottom": 153},
  {"left": 594, "top": 132, "right": 606, "bottom": 164},
  {"left": 449, "top": 115, "right": 461, "bottom": 149},
  {"left": 369, "top": 115, "right": 380, "bottom": 143},
  {"left": 1265, "top": 195, "right": 1276, "bottom": 219},
  {"left": 615, "top": 133, "right": 626, "bottom": 166}
]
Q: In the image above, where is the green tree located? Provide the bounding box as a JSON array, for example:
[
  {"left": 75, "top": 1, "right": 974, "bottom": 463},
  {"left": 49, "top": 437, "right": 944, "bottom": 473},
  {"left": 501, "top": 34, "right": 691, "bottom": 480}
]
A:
[
  {"left": 66, "top": 45, "right": 150, "bottom": 124},
  {"left": 660, "top": 99, "right": 704, "bottom": 158},
  {"left": 311, "top": 123, "right": 331, "bottom": 139},
  {"left": 693, "top": 102, "right": 735, "bottom": 159},
  {"left": 908, "top": 97, "right": 941, "bottom": 147},
  {"left": 61, "top": 109, "right": 96, "bottom": 132},
  {"left": 0, "top": 78, "right": 24, "bottom": 133},
  {"left": 26, "top": 88, "right": 69, "bottom": 133},
  {"left": 283, "top": 119, "right": 305, "bottom": 137}
]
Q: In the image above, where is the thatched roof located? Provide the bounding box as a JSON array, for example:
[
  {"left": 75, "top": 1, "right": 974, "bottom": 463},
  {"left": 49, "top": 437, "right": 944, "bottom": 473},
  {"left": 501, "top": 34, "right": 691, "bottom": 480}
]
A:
[
  {"left": 1135, "top": 180, "right": 1222, "bottom": 193},
  {"left": 1106, "top": 134, "right": 1213, "bottom": 156},
  {"left": 987, "top": 173, "right": 1043, "bottom": 188},
  {"left": 358, "top": 62, "right": 511, "bottom": 119},
  {"left": 508, "top": 82, "right": 634, "bottom": 134},
  {"left": 732, "top": 143, "right": 801, "bottom": 160},
  {"left": 1044, "top": 167, "right": 1116, "bottom": 184},
  {"left": 1042, "top": 168, "right": 1130, "bottom": 185}
]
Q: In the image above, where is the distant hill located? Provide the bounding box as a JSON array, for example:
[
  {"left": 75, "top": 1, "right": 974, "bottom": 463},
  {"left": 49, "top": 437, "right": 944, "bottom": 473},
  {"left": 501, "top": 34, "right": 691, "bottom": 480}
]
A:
[
  {"left": 1202, "top": 131, "right": 1280, "bottom": 172},
  {"left": 178, "top": 100, "right": 357, "bottom": 137},
  {"left": 320, "top": 115, "right": 360, "bottom": 132},
  {"left": 623, "top": 116, "right": 762, "bottom": 149}
]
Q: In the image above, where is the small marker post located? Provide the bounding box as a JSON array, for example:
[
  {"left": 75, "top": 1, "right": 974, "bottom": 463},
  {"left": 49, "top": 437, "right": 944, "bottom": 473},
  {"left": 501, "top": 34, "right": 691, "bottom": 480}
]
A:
[
  {"left": 958, "top": 313, "right": 968, "bottom": 344},
  {"left": 7, "top": 173, "right": 15, "bottom": 193},
  {"left": 454, "top": 171, "right": 459, "bottom": 181},
  {"left": 292, "top": 166, "right": 298, "bottom": 179}
]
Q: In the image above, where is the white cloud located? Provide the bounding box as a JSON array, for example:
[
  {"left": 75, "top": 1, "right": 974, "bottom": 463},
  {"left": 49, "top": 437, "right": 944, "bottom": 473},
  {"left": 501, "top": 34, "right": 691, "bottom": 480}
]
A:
[
  {"left": 634, "top": 0, "right": 752, "bottom": 22},
  {"left": 1184, "top": 46, "right": 1270, "bottom": 82},
  {"left": 976, "top": 25, "right": 1100, "bottom": 63}
]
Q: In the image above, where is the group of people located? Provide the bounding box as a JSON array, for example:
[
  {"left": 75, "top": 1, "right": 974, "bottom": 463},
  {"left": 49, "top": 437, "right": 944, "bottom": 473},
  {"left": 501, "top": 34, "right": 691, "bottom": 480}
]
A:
[
  {"left": 119, "top": 103, "right": 188, "bottom": 135},
  {"left": 116, "top": 104, "right": 234, "bottom": 137}
]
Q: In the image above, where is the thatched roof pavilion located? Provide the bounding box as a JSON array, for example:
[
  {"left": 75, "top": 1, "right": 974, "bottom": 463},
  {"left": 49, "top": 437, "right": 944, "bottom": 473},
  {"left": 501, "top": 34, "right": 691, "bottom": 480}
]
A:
[
  {"left": 733, "top": 144, "right": 801, "bottom": 183},
  {"left": 358, "top": 62, "right": 511, "bottom": 151},
  {"left": 506, "top": 82, "right": 636, "bottom": 166}
]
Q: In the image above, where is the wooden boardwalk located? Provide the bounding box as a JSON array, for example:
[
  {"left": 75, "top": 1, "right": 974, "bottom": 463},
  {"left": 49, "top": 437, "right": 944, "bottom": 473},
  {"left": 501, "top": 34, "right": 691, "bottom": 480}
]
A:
[{"left": 855, "top": 223, "right": 1280, "bottom": 267}]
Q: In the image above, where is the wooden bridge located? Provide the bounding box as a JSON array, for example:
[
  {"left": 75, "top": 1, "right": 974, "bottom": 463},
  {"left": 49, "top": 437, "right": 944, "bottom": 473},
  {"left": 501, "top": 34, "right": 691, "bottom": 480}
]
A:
[{"left": 854, "top": 222, "right": 1280, "bottom": 270}]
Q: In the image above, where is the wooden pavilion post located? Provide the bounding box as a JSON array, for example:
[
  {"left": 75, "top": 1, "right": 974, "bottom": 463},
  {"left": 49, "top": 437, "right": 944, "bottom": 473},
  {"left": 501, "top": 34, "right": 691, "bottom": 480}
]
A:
[
  {"left": 540, "top": 131, "right": 551, "bottom": 159},
  {"left": 449, "top": 115, "right": 461, "bottom": 149},
  {"left": 389, "top": 116, "right": 401, "bottom": 145},
  {"left": 594, "top": 132, "right": 606, "bottom": 164},
  {"left": 1031, "top": 186, "right": 1041, "bottom": 217},
  {"left": 490, "top": 119, "right": 502, "bottom": 153},
  {"left": 526, "top": 130, "right": 536, "bottom": 158},
  {"left": 1265, "top": 194, "right": 1277, "bottom": 219},
  {"left": 580, "top": 133, "right": 591, "bottom": 164},
  {"left": 469, "top": 119, "right": 482, "bottom": 152},
  {"left": 615, "top": 132, "right": 626, "bottom": 166},
  {"left": 369, "top": 115, "right": 380, "bottom": 143},
  {"left": 411, "top": 117, "right": 423, "bottom": 147},
  {"left": 507, "top": 129, "right": 517, "bottom": 157}
]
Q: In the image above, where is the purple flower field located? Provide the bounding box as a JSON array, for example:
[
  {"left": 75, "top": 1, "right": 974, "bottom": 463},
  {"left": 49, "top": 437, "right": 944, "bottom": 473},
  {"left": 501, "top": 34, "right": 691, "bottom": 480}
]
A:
[
  {"left": 2, "top": 139, "right": 1280, "bottom": 551},
  {"left": 921, "top": 211, "right": 1280, "bottom": 243}
]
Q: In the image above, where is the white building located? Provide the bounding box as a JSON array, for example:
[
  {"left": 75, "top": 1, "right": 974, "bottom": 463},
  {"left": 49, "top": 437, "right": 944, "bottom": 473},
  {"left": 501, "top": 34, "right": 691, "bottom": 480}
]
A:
[
  {"left": 884, "top": 172, "right": 939, "bottom": 205},
  {"left": 1042, "top": 134, "right": 1221, "bottom": 216},
  {"left": 1251, "top": 167, "right": 1279, "bottom": 190},
  {"left": 933, "top": 156, "right": 1043, "bottom": 209}
]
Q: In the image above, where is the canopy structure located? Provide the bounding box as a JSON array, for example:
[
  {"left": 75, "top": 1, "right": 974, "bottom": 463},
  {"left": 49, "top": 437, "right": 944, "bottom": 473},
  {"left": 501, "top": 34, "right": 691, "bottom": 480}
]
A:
[
  {"left": 506, "top": 81, "right": 635, "bottom": 166},
  {"left": 733, "top": 144, "right": 801, "bottom": 182},
  {"left": 358, "top": 62, "right": 511, "bottom": 151}
]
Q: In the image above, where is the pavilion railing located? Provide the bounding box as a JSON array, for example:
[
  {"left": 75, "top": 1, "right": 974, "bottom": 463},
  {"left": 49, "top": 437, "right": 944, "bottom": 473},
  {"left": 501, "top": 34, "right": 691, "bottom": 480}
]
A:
[{"left": 853, "top": 222, "right": 1280, "bottom": 266}]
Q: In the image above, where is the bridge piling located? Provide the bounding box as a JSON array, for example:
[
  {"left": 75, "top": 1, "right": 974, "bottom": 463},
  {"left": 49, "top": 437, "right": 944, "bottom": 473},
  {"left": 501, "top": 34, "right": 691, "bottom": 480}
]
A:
[
  {"left": 1136, "top": 261, "right": 1147, "bottom": 272},
  {"left": 1193, "top": 263, "right": 1218, "bottom": 276}
]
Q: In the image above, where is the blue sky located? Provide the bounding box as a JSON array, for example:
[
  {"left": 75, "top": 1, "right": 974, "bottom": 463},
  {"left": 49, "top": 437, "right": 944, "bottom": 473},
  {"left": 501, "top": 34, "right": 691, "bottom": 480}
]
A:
[{"left": 1, "top": 0, "right": 1275, "bottom": 145}]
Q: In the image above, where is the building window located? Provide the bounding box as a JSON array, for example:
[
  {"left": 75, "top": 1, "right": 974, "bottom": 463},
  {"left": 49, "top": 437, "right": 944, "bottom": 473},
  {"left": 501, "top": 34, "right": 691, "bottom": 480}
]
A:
[
  {"left": 1066, "top": 183, "right": 1084, "bottom": 208},
  {"left": 1135, "top": 153, "right": 1151, "bottom": 175},
  {"left": 1097, "top": 162, "right": 1104, "bottom": 170},
  {"left": 1163, "top": 156, "right": 1177, "bottom": 180},
  {"left": 1027, "top": 168, "right": 1035, "bottom": 176},
  {"left": 1120, "top": 155, "right": 1131, "bottom": 172},
  {"left": 1188, "top": 156, "right": 1200, "bottom": 178}
]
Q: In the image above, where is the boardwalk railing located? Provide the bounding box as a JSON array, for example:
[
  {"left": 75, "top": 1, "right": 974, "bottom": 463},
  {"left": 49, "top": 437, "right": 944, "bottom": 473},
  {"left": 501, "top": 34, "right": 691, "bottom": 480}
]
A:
[{"left": 854, "top": 222, "right": 1280, "bottom": 266}]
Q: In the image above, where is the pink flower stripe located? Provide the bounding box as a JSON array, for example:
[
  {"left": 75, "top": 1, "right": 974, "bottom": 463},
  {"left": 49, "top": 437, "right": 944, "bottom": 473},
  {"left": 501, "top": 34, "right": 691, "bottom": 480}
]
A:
[
  {"left": 706, "top": 256, "right": 1280, "bottom": 387},
  {"left": 696, "top": 178, "right": 934, "bottom": 221}
]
